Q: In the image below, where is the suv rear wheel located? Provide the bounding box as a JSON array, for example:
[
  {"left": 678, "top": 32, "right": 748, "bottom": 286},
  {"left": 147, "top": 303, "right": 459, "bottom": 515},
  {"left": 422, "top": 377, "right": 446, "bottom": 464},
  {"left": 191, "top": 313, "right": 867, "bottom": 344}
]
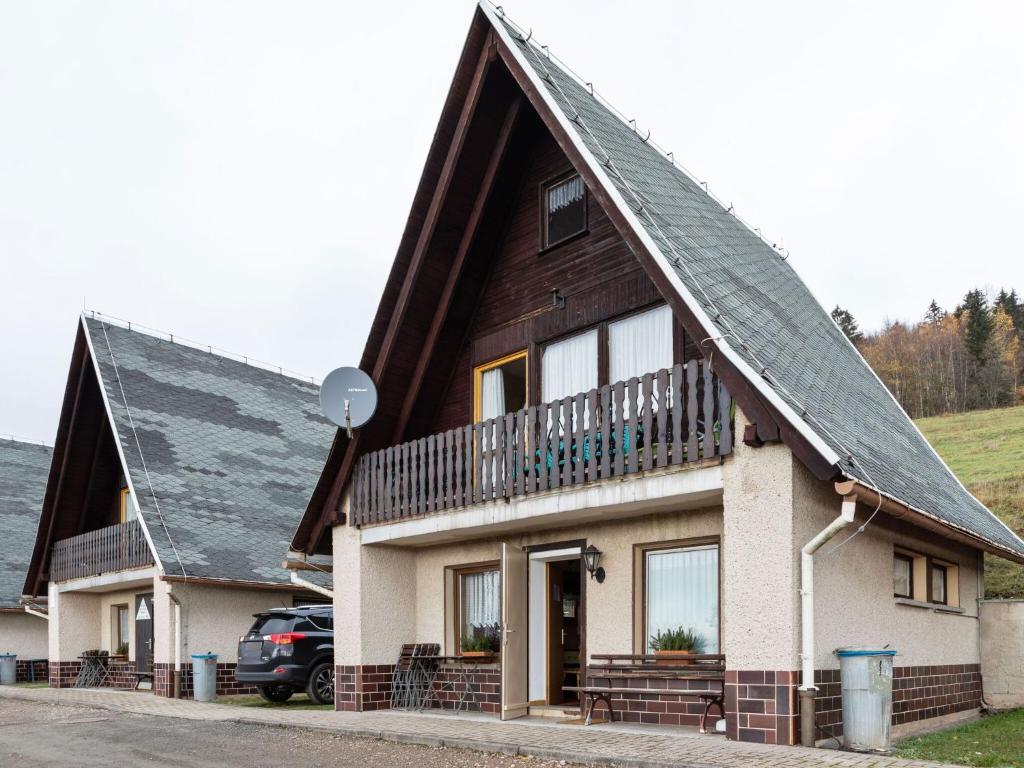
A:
[
  {"left": 258, "top": 684, "right": 294, "bottom": 703},
  {"left": 306, "top": 661, "right": 334, "bottom": 705}
]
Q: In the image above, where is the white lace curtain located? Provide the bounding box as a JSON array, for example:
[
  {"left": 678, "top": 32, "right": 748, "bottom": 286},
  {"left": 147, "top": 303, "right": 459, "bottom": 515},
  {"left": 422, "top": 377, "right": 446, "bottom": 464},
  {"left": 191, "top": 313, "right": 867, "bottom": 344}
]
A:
[
  {"left": 645, "top": 544, "right": 719, "bottom": 653},
  {"left": 462, "top": 570, "right": 501, "bottom": 634},
  {"left": 541, "top": 329, "right": 598, "bottom": 403},
  {"left": 547, "top": 175, "right": 584, "bottom": 213},
  {"left": 609, "top": 304, "right": 673, "bottom": 383},
  {"left": 480, "top": 368, "right": 505, "bottom": 422}
]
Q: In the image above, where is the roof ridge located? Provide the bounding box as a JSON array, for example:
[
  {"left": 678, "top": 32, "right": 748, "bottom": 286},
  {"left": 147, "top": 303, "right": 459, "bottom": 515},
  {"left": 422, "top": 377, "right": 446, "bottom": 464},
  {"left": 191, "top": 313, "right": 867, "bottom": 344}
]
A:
[{"left": 83, "top": 311, "right": 322, "bottom": 388}]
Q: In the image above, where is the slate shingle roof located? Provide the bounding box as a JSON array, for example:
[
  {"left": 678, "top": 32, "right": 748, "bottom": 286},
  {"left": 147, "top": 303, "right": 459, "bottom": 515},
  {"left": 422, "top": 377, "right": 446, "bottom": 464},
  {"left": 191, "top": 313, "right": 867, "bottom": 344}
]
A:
[
  {"left": 0, "top": 439, "right": 52, "bottom": 607},
  {"left": 84, "top": 317, "right": 335, "bottom": 585},
  {"left": 487, "top": 5, "right": 1024, "bottom": 560}
]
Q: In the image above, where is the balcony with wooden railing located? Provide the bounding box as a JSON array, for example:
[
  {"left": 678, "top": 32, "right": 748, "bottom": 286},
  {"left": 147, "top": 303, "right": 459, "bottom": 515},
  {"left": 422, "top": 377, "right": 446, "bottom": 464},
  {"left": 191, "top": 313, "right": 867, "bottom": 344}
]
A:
[
  {"left": 50, "top": 520, "right": 154, "bottom": 582},
  {"left": 351, "top": 359, "right": 732, "bottom": 527}
]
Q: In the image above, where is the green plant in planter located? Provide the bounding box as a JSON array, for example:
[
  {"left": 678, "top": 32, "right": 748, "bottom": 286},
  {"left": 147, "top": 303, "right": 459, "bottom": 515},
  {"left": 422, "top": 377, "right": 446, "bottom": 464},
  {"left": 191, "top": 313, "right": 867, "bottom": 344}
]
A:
[
  {"left": 649, "top": 626, "right": 706, "bottom": 653},
  {"left": 461, "top": 622, "right": 501, "bottom": 653},
  {"left": 115, "top": 642, "right": 129, "bottom": 657}
]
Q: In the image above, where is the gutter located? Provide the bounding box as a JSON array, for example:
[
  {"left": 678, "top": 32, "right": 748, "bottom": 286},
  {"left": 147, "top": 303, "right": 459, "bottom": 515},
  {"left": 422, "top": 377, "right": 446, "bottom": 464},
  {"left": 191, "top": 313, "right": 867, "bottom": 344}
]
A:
[
  {"left": 798, "top": 492, "right": 857, "bottom": 747},
  {"left": 289, "top": 571, "right": 333, "bottom": 600},
  {"left": 836, "top": 479, "right": 1024, "bottom": 565},
  {"left": 23, "top": 605, "right": 49, "bottom": 621}
]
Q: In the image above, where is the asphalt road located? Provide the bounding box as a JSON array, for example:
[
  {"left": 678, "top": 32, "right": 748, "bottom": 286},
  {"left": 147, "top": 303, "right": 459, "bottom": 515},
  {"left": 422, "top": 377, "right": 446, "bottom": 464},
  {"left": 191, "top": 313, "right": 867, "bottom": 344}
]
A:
[{"left": 0, "top": 700, "right": 579, "bottom": 767}]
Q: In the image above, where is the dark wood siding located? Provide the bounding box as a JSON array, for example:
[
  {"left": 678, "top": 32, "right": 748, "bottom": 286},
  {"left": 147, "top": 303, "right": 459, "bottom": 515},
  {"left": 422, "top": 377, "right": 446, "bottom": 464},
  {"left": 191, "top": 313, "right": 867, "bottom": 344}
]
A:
[{"left": 428, "top": 130, "right": 671, "bottom": 434}]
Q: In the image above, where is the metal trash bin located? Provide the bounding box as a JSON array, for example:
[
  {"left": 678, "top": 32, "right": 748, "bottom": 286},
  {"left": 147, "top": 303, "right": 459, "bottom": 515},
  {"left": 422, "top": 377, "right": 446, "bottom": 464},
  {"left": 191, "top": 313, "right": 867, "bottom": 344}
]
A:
[
  {"left": 191, "top": 653, "right": 218, "bottom": 702},
  {"left": 0, "top": 654, "right": 15, "bottom": 685},
  {"left": 836, "top": 647, "right": 896, "bottom": 752}
]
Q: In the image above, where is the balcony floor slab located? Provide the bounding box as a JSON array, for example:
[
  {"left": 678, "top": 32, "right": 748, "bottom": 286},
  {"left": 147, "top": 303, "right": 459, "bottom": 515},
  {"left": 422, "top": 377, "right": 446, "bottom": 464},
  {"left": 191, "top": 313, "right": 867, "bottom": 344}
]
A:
[{"left": 54, "top": 567, "right": 157, "bottom": 594}]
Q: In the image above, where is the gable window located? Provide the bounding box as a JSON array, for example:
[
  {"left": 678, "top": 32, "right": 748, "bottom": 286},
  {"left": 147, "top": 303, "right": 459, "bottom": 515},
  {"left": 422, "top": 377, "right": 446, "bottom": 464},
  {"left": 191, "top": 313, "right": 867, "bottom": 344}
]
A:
[
  {"left": 455, "top": 565, "right": 501, "bottom": 655},
  {"left": 637, "top": 541, "right": 719, "bottom": 653},
  {"left": 542, "top": 173, "right": 587, "bottom": 249},
  {"left": 474, "top": 352, "right": 527, "bottom": 422},
  {"left": 931, "top": 563, "right": 948, "bottom": 605},
  {"left": 893, "top": 553, "right": 914, "bottom": 599}
]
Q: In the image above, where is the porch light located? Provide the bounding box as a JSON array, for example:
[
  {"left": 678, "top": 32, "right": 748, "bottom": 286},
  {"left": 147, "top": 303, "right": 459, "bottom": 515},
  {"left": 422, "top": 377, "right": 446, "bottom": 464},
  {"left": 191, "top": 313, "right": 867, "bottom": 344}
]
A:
[{"left": 583, "top": 545, "right": 605, "bottom": 583}]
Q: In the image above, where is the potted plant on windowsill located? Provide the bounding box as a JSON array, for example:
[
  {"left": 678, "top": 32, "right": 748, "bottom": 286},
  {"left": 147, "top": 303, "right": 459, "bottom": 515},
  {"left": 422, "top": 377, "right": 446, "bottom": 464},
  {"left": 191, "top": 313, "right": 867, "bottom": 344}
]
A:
[
  {"left": 461, "top": 623, "right": 500, "bottom": 657},
  {"left": 649, "top": 626, "right": 706, "bottom": 665}
]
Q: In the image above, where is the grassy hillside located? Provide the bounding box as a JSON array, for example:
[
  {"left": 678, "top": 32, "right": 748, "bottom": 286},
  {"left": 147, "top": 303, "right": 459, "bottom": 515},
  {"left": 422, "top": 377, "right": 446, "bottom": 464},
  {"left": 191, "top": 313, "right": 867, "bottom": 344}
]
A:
[{"left": 916, "top": 404, "right": 1024, "bottom": 598}]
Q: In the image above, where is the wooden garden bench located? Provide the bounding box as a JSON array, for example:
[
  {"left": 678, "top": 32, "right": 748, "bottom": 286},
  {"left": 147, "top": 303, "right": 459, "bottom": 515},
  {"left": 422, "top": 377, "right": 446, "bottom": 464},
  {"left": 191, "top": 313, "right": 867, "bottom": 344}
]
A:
[{"left": 564, "top": 653, "right": 725, "bottom": 732}]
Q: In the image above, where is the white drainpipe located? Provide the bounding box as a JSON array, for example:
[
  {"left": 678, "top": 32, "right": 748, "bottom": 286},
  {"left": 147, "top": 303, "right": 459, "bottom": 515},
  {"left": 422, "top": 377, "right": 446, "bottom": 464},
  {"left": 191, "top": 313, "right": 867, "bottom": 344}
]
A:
[
  {"left": 23, "top": 606, "right": 49, "bottom": 621},
  {"left": 167, "top": 590, "right": 183, "bottom": 698},
  {"left": 798, "top": 493, "right": 857, "bottom": 746}
]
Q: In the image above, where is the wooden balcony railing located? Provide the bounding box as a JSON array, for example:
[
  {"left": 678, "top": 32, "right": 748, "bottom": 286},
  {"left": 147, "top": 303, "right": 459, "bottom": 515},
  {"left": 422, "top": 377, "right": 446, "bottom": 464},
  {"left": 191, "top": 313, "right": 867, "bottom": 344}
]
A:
[
  {"left": 50, "top": 520, "right": 154, "bottom": 582},
  {"left": 350, "top": 360, "right": 732, "bottom": 527}
]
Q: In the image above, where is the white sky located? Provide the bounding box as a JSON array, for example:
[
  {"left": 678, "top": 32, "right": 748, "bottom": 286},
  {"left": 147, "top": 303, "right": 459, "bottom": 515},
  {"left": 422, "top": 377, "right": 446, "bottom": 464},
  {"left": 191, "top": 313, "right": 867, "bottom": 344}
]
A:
[{"left": 2, "top": 1, "right": 1022, "bottom": 443}]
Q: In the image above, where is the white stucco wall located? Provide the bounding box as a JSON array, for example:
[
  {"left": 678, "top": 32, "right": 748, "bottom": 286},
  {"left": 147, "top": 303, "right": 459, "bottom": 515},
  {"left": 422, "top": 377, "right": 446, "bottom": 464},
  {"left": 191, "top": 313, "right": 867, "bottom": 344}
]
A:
[
  {"left": 153, "top": 579, "right": 313, "bottom": 664},
  {"left": 980, "top": 600, "right": 1024, "bottom": 707},
  {"left": 48, "top": 584, "right": 102, "bottom": 661},
  {"left": 0, "top": 612, "right": 49, "bottom": 658},
  {"left": 795, "top": 460, "right": 982, "bottom": 668}
]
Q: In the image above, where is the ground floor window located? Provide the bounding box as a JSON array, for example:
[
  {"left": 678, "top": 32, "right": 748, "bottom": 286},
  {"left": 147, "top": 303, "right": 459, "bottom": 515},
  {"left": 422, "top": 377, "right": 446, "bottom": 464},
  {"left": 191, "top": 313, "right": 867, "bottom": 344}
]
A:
[
  {"left": 456, "top": 565, "right": 501, "bottom": 654},
  {"left": 893, "top": 553, "right": 914, "bottom": 598},
  {"left": 639, "top": 541, "right": 719, "bottom": 653},
  {"left": 113, "top": 604, "right": 129, "bottom": 656},
  {"left": 893, "top": 546, "right": 959, "bottom": 607},
  {"left": 931, "top": 563, "right": 948, "bottom": 605}
]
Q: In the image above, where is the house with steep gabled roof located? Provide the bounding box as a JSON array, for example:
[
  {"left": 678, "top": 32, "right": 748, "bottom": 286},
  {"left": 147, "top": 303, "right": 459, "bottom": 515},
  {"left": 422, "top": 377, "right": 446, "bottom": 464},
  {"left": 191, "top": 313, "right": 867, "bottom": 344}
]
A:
[
  {"left": 0, "top": 438, "right": 52, "bottom": 682},
  {"left": 289, "top": 1, "right": 1024, "bottom": 747},
  {"left": 24, "top": 314, "right": 335, "bottom": 698}
]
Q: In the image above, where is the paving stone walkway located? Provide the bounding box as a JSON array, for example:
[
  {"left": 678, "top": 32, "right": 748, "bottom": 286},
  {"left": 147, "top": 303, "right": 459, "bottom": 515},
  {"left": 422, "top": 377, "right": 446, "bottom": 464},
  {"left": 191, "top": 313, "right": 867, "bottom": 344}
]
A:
[{"left": 0, "top": 686, "right": 953, "bottom": 768}]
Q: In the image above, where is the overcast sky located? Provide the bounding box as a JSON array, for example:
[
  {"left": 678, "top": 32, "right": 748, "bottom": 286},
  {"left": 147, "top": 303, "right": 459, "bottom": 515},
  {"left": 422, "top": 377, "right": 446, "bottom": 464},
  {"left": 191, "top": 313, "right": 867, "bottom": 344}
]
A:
[{"left": 2, "top": 1, "right": 1022, "bottom": 443}]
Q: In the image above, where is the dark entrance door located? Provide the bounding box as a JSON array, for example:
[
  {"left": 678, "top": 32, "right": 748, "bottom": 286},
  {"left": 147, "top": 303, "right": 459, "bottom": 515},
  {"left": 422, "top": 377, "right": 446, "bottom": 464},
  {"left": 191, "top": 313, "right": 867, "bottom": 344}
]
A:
[{"left": 135, "top": 593, "right": 154, "bottom": 674}]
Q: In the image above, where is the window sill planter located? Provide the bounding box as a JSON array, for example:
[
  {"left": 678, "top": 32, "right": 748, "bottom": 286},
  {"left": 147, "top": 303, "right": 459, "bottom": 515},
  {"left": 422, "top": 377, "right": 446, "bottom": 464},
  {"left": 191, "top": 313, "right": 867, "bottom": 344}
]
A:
[
  {"left": 459, "top": 651, "right": 492, "bottom": 658},
  {"left": 653, "top": 650, "right": 696, "bottom": 666}
]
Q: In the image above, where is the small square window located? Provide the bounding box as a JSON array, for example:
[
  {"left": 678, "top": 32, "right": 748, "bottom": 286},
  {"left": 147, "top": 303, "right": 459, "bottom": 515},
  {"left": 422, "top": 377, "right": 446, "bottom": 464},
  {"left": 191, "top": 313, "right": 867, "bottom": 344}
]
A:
[
  {"left": 931, "top": 564, "right": 948, "bottom": 605},
  {"left": 542, "top": 174, "right": 586, "bottom": 248},
  {"left": 893, "top": 554, "right": 913, "bottom": 599}
]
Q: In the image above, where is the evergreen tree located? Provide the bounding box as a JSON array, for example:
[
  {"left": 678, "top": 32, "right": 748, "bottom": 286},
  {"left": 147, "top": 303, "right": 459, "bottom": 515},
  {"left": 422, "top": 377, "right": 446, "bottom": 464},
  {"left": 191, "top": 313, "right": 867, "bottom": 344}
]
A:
[
  {"left": 924, "top": 299, "right": 946, "bottom": 325},
  {"left": 957, "top": 289, "right": 994, "bottom": 366},
  {"left": 994, "top": 288, "right": 1024, "bottom": 338},
  {"left": 831, "top": 305, "right": 864, "bottom": 345}
]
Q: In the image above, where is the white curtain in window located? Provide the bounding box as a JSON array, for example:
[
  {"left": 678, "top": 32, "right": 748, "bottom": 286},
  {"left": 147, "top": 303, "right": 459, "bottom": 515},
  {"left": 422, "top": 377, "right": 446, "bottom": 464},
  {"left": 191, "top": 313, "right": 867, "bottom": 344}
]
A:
[
  {"left": 645, "top": 545, "right": 719, "bottom": 653},
  {"left": 462, "top": 570, "right": 501, "bottom": 633},
  {"left": 548, "top": 175, "right": 584, "bottom": 212},
  {"left": 480, "top": 368, "right": 505, "bottom": 422},
  {"left": 609, "top": 305, "right": 673, "bottom": 383},
  {"left": 542, "top": 329, "right": 598, "bottom": 403}
]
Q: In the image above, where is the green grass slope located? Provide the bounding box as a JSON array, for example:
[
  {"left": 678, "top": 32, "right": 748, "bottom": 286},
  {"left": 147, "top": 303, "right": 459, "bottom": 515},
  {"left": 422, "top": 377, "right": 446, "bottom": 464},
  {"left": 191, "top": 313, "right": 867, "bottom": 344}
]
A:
[{"left": 916, "top": 404, "right": 1024, "bottom": 598}]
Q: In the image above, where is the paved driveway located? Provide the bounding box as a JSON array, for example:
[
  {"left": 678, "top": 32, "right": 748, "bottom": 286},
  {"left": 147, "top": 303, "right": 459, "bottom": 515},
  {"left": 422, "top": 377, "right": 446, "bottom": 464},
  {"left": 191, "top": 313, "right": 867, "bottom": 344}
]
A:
[{"left": 0, "top": 686, "right": 953, "bottom": 768}]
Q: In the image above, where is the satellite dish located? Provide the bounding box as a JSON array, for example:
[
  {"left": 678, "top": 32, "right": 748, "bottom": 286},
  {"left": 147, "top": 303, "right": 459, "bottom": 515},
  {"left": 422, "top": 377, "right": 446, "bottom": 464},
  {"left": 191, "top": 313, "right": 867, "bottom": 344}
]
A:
[{"left": 320, "top": 367, "right": 377, "bottom": 438}]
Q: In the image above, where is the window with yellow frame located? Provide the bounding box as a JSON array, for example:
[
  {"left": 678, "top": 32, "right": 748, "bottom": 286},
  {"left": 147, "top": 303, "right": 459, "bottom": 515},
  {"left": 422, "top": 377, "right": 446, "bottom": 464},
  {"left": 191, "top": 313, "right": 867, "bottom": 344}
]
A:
[
  {"left": 119, "top": 487, "right": 136, "bottom": 523},
  {"left": 473, "top": 351, "right": 528, "bottom": 423}
]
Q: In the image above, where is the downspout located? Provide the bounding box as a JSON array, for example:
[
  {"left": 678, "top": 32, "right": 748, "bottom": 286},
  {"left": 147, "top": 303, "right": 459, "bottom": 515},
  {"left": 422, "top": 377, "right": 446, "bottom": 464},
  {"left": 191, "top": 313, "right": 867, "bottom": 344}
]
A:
[
  {"left": 798, "top": 493, "right": 857, "bottom": 747},
  {"left": 167, "top": 591, "right": 183, "bottom": 699},
  {"left": 289, "top": 571, "right": 334, "bottom": 600}
]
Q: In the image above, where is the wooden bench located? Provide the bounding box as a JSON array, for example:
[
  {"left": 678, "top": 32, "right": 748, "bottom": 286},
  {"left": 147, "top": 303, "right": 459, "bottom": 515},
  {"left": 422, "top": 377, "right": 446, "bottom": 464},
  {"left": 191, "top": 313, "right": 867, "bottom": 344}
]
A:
[
  {"left": 564, "top": 653, "right": 725, "bottom": 732},
  {"left": 131, "top": 671, "right": 154, "bottom": 690}
]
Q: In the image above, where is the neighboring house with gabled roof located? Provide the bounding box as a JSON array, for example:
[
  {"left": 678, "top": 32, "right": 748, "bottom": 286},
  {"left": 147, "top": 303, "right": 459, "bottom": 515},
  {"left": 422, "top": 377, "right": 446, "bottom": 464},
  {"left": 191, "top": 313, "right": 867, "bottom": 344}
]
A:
[
  {"left": 24, "top": 314, "right": 335, "bottom": 697},
  {"left": 290, "top": 2, "right": 1024, "bottom": 747},
  {"left": 0, "top": 438, "right": 52, "bottom": 682}
]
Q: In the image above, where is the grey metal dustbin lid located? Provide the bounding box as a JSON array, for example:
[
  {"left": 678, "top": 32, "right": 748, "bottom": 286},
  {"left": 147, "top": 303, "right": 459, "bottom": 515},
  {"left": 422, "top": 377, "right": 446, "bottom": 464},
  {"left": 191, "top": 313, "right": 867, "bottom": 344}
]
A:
[{"left": 836, "top": 648, "right": 897, "bottom": 657}]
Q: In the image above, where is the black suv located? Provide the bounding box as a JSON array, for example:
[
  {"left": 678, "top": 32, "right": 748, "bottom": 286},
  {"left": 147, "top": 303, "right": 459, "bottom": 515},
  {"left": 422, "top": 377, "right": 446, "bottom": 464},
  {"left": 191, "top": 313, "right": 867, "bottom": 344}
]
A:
[{"left": 235, "top": 605, "right": 334, "bottom": 704}]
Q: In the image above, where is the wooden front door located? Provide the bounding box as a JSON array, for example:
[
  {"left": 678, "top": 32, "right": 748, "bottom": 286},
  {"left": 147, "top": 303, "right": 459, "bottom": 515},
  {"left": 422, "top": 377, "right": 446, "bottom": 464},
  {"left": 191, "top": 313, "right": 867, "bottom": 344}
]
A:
[
  {"left": 134, "top": 593, "right": 154, "bottom": 673},
  {"left": 500, "top": 542, "right": 528, "bottom": 720}
]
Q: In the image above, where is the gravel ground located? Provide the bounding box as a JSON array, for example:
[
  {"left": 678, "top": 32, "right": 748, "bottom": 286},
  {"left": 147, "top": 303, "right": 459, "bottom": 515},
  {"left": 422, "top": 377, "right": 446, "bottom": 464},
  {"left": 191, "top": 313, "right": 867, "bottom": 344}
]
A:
[{"left": 0, "top": 699, "right": 585, "bottom": 767}]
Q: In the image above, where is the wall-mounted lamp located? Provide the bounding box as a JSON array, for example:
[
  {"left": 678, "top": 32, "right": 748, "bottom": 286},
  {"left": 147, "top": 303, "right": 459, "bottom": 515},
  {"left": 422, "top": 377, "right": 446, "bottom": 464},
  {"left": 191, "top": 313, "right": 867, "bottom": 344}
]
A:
[
  {"left": 583, "top": 544, "right": 605, "bottom": 583},
  {"left": 551, "top": 288, "right": 566, "bottom": 310}
]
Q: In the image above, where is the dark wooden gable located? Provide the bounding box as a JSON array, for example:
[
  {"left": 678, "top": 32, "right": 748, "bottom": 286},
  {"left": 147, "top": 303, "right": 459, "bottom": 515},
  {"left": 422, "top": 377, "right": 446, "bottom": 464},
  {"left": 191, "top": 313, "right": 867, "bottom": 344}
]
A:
[{"left": 24, "top": 321, "right": 127, "bottom": 596}]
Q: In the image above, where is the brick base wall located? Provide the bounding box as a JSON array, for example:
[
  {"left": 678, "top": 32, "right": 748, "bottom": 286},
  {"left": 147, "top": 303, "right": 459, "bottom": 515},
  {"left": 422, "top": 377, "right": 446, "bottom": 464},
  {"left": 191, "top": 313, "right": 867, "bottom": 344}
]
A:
[
  {"left": 336, "top": 664, "right": 394, "bottom": 711},
  {"left": 585, "top": 672, "right": 721, "bottom": 727},
  {"left": 153, "top": 662, "right": 258, "bottom": 698},
  {"left": 427, "top": 665, "right": 501, "bottom": 714},
  {"left": 725, "top": 664, "right": 983, "bottom": 746},
  {"left": 15, "top": 659, "right": 48, "bottom": 683},
  {"left": 48, "top": 661, "right": 81, "bottom": 688}
]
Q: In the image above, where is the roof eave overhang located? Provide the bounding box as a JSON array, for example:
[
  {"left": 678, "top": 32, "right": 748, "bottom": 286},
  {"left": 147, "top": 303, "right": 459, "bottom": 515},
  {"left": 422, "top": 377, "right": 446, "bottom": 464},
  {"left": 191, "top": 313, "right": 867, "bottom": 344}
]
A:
[{"left": 837, "top": 478, "right": 1024, "bottom": 565}]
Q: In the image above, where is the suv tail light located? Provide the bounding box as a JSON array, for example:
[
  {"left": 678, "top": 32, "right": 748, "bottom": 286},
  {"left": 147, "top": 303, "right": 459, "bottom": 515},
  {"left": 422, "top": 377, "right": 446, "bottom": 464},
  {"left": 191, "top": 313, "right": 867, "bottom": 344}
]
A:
[{"left": 265, "top": 632, "right": 307, "bottom": 645}]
